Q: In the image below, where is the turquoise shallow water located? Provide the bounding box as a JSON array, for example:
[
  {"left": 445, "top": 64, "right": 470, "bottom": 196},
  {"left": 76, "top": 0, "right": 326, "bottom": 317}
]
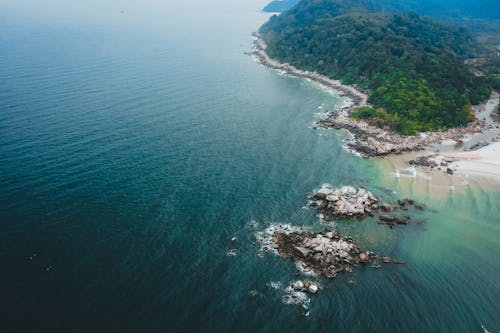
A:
[{"left": 1, "top": 1, "right": 499, "bottom": 332}]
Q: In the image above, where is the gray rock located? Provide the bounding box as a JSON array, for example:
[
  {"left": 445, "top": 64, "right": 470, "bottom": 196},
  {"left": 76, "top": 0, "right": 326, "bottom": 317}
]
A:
[
  {"left": 294, "top": 246, "right": 311, "bottom": 258},
  {"left": 293, "top": 280, "right": 304, "bottom": 291},
  {"left": 359, "top": 252, "right": 369, "bottom": 262},
  {"left": 326, "top": 194, "right": 339, "bottom": 202},
  {"left": 395, "top": 216, "right": 410, "bottom": 225},
  {"left": 379, "top": 214, "right": 396, "bottom": 222},
  {"left": 313, "top": 192, "right": 327, "bottom": 200},
  {"left": 307, "top": 284, "right": 318, "bottom": 294},
  {"left": 380, "top": 204, "right": 392, "bottom": 212}
]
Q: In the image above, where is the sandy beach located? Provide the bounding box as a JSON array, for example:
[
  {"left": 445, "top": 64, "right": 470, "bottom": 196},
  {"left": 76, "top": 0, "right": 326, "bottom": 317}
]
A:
[{"left": 442, "top": 142, "right": 500, "bottom": 182}]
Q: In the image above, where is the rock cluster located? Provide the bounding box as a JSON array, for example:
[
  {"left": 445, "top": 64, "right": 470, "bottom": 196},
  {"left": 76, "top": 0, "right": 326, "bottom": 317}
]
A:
[
  {"left": 309, "top": 186, "right": 425, "bottom": 228},
  {"left": 314, "top": 108, "right": 485, "bottom": 157},
  {"left": 408, "top": 154, "right": 459, "bottom": 176},
  {"left": 273, "top": 229, "right": 379, "bottom": 278},
  {"left": 310, "top": 186, "right": 379, "bottom": 219},
  {"left": 409, "top": 155, "right": 440, "bottom": 168},
  {"left": 291, "top": 280, "right": 320, "bottom": 294},
  {"left": 377, "top": 199, "right": 425, "bottom": 227},
  {"left": 281, "top": 282, "right": 315, "bottom": 314}
]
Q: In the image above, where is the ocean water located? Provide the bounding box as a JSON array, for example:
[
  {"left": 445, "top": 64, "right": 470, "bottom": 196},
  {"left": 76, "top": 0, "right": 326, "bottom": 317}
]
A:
[{"left": 1, "top": 1, "right": 499, "bottom": 332}]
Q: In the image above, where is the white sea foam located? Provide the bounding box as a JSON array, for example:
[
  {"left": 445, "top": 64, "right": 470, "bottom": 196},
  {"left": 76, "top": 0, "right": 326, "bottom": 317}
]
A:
[
  {"left": 265, "top": 280, "right": 312, "bottom": 315},
  {"left": 267, "top": 281, "right": 283, "bottom": 290},
  {"left": 282, "top": 286, "right": 311, "bottom": 311},
  {"left": 255, "top": 223, "right": 309, "bottom": 256},
  {"left": 409, "top": 166, "right": 417, "bottom": 178},
  {"left": 295, "top": 261, "right": 318, "bottom": 277}
]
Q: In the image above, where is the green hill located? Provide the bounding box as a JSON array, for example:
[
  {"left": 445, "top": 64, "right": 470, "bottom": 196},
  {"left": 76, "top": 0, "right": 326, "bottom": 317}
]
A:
[{"left": 259, "top": 0, "right": 495, "bottom": 134}]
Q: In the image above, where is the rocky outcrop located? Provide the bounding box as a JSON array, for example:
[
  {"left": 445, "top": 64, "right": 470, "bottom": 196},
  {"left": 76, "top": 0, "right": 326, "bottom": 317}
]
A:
[
  {"left": 272, "top": 229, "right": 379, "bottom": 278},
  {"left": 310, "top": 185, "right": 424, "bottom": 227},
  {"left": 315, "top": 108, "right": 485, "bottom": 157},
  {"left": 310, "top": 186, "right": 378, "bottom": 219}
]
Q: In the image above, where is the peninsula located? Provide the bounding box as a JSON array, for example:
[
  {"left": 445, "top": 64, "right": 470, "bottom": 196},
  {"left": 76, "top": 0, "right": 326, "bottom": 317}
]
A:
[{"left": 255, "top": 0, "right": 499, "bottom": 158}]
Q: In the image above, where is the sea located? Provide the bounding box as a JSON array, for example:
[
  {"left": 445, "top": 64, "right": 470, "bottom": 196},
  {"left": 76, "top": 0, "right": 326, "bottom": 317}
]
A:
[{"left": 1, "top": 0, "right": 499, "bottom": 332}]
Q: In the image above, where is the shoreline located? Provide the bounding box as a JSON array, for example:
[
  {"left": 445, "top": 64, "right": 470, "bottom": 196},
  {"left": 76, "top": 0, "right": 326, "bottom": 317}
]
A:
[
  {"left": 251, "top": 34, "right": 369, "bottom": 108},
  {"left": 378, "top": 95, "right": 500, "bottom": 190},
  {"left": 252, "top": 34, "right": 499, "bottom": 159},
  {"left": 442, "top": 142, "right": 500, "bottom": 183}
]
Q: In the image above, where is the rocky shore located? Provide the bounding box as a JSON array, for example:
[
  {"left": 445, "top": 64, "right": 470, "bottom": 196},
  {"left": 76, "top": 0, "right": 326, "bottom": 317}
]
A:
[
  {"left": 315, "top": 108, "right": 485, "bottom": 157},
  {"left": 404, "top": 140, "right": 500, "bottom": 183},
  {"left": 252, "top": 34, "right": 368, "bottom": 108},
  {"left": 252, "top": 33, "right": 497, "bottom": 159}
]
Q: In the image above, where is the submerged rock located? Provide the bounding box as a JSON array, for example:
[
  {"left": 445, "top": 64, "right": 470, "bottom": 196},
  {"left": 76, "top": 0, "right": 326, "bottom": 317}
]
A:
[
  {"left": 380, "top": 214, "right": 396, "bottom": 223},
  {"left": 379, "top": 203, "right": 392, "bottom": 212},
  {"left": 395, "top": 216, "right": 411, "bottom": 225}
]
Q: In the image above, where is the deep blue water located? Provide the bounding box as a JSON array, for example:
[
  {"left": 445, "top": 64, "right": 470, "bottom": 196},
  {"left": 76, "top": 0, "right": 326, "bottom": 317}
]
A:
[{"left": 1, "top": 1, "right": 499, "bottom": 332}]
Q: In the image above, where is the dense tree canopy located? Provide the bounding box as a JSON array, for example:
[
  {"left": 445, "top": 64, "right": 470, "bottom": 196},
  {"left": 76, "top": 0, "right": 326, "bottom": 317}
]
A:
[
  {"left": 260, "top": 0, "right": 495, "bottom": 134},
  {"left": 263, "top": 0, "right": 300, "bottom": 13}
]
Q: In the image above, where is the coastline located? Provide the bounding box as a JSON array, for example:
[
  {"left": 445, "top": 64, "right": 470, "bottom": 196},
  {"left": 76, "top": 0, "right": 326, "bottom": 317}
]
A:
[
  {"left": 252, "top": 34, "right": 368, "bottom": 108},
  {"left": 378, "top": 94, "right": 500, "bottom": 191},
  {"left": 252, "top": 33, "right": 498, "bottom": 159}
]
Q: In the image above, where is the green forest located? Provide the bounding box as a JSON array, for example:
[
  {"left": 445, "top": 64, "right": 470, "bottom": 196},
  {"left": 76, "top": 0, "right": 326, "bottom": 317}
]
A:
[
  {"left": 263, "top": 0, "right": 300, "bottom": 13},
  {"left": 259, "top": 0, "right": 498, "bottom": 135}
]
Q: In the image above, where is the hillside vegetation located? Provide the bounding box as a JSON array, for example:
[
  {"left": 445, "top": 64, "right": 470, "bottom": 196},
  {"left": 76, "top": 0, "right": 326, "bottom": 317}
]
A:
[
  {"left": 260, "top": 0, "right": 496, "bottom": 134},
  {"left": 263, "top": 0, "right": 300, "bottom": 13}
]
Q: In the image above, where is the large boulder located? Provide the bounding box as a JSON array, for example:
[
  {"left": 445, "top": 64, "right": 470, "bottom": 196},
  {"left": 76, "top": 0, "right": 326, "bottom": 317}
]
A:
[{"left": 294, "top": 246, "right": 311, "bottom": 258}]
